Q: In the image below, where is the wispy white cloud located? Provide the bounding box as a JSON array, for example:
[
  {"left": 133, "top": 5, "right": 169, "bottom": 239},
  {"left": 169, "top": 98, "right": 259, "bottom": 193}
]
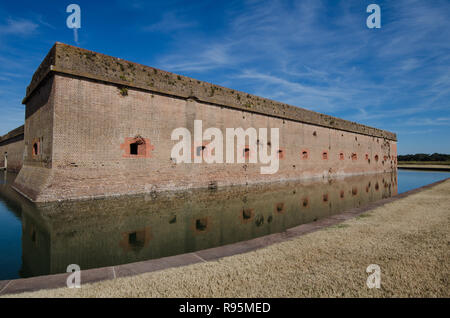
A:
[
  {"left": 0, "top": 18, "right": 38, "bottom": 36},
  {"left": 150, "top": 0, "right": 449, "bottom": 139},
  {"left": 142, "top": 12, "right": 197, "bottom": 33}
]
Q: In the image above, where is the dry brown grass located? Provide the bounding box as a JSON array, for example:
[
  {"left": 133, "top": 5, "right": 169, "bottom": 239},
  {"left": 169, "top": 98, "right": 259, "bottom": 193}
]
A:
[{"left": 6, "top": 180, "right": 450, "bottom": 298}]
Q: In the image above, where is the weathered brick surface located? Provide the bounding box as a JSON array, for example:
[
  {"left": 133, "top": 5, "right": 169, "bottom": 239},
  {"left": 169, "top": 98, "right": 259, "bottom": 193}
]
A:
[
  {"left": 14, "top": 44, "right": 398, "bottom": 202},
  {"left": 0, "top": 126, "right": 24, "bottom": 172},
  {"left": 0, "top": 140, "right": 24, "bottom": 173}
]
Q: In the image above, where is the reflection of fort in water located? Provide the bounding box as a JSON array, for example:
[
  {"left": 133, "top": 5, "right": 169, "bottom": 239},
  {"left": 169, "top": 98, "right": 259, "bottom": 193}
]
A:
[{"left": 1, "top": 172, "right": 397, "bottom": 278}]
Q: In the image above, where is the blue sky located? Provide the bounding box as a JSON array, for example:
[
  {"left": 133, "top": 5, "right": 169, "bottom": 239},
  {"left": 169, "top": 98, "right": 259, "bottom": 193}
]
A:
[{"left": 0, "top": 0, "right": 448, "bottom": 155}]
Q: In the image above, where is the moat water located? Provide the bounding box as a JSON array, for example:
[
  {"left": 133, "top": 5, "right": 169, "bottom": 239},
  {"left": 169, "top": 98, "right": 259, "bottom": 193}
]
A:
[{"left": 0, "top": 169, "right": 448, "bottom": 281}]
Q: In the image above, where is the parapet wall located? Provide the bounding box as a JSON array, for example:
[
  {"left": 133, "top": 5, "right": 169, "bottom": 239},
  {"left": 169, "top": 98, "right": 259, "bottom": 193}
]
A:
[
  {"left": 0, "top": 125, "right": 24, "bottom": 172},
  {"left": 24, "top": 43, "right": 396, "bottom": 141}
]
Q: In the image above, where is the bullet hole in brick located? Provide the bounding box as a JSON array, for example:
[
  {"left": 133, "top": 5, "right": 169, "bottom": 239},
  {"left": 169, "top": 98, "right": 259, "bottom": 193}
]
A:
[
  {"left": 267, "top": 141, "right": 271, "bottom": 147},
  {"left": 322, "top": 151, "right": 328, "bottom": 160},
  {"left": 323, "top": 194, "right": 328, "bottom": 202},
  {"left": 267, "top": 215, "right": 273, "bottom": 223},
  {"left": 275, "top": 203, "right": 284, "bottom": 213},
  {"left": 302, "top": 151, "right": 308, "bottom": 159},
  {"left": 340, "top": 190, "right": 345, "bottom": 198},
  {"left": 242, "top": 208, "right": 252, "bottom": 220},
  {"left": 255, "top": 214, "right": 264, "bottom": 227},
  {"left": 277, "top": 149, "right": 284, "bottom": 159},
  {"left": 197, "top": 145, "right": 206, "bottom": 156},
  {"left": 313, "top": 131, "right": 317, "bottom": 136},
  {"left": 375, "top": 155, "right": 379, "bottom": 162},
  {"left": 302, "top": 198, "right": 309, "bottom": 207},
  {"left": 169, "top": 215, "right": 177, "bottom": 224},
  {"left": 365, "top": 154, "right": 369, "bottom": 160},
  {"left": 196, "top": 218, "right": 208, "bottom": 231},
  {"left": 375, "top": 182, "right": 379, "bottom": 191},
  {"left": 351, "top": 153, "right": 357, "bottom": 161},
  {"left": 352, "top": 187, "right": 358, "bottom": 196},
  {"left": 355, "top": 136, "right": 358, "bottom": 141}
]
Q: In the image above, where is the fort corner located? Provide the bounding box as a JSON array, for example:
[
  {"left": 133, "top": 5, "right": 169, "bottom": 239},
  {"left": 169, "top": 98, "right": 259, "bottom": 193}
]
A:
[{"left": 3, "top": 42, "right": 397, "bottom": 202}]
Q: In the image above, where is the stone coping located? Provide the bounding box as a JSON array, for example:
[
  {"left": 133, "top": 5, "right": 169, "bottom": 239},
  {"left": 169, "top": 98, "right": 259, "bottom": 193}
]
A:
[
  {"left": 1, "top": 177, "right": 447, "bottom": 296},
  {"left": 22, "top": 42, "right": 396, "bottom": 141},
  {"left": 0, "top": 125, "right": 24, "bottom": 145}
]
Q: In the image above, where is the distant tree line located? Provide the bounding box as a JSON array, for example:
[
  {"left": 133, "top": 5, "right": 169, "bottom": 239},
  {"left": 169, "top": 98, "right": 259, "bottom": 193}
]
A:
[{"left": 398, "top": 153, "right": 450, "bottom": 162}]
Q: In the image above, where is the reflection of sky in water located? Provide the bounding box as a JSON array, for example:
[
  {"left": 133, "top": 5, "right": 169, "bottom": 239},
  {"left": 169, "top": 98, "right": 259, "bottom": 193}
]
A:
[
  {"left": 0, "top": 173, "right": 23, "bottom": 280},
  {"left": 0, "top": 169, "right": 447, "bottom": 281},
  {"left": 397, "top": 169, "right": 450, "bottom": 194}
]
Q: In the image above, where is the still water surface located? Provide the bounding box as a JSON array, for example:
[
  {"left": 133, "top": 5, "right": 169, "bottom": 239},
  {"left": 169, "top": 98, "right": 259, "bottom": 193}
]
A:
[{"left": 0, "top": 169, "right": 448, "bottom": 280}]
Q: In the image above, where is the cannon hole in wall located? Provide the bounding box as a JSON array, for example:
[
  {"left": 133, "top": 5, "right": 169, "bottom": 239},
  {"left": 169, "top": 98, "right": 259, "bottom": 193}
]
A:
[
  {"left": 130, "top": 143, "right": 138, "bottom": 155},
  {"left": 130, "top": 139, "right": 147, "bottom": 156},
  {"left": 32, "top": 141, "right": 39, "bottom": 157}
]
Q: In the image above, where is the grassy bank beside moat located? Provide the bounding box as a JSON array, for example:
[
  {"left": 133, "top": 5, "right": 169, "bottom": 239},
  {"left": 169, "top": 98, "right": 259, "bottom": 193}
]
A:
[
  {"left": 4, "top": 179, "right": 449, "bottom": 298},
  {"left": 398, "top": 162, "right": 450, "bottom": 171},
  {"left": 398, "top": 161, "right": 450, "bottom": 165}
]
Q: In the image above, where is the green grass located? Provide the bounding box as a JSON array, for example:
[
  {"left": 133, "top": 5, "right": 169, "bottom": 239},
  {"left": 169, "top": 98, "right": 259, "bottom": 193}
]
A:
[
  {"left": 329, "top": 223, "right": 350, "bottom": 229},
  {"left": 398, "top": 161, "right": 450, "bottom": 166},
  {"left": 355, "top": 213, "right": 372, "bottom": 220}
]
